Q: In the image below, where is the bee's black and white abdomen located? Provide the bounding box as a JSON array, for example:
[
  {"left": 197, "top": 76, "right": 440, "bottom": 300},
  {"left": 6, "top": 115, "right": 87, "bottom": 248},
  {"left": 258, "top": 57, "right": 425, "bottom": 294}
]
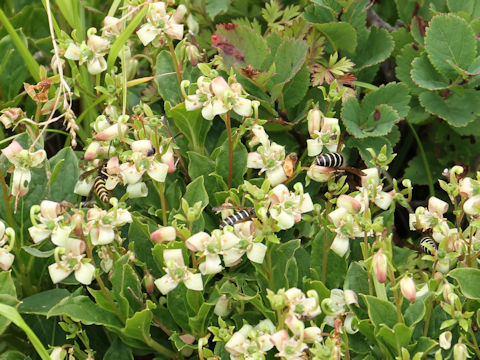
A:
[
  {"left": 219, "top": 208, "right": 256, "bottom": 230},
  {"left": 420, "top": 237, "right": 436, "bottom": 255},
  {"left": 314, "top": 152, "right": 344, "bottom": 168},
  {"left": 94, "top": 164, "right": 110, "bottom": 203}
]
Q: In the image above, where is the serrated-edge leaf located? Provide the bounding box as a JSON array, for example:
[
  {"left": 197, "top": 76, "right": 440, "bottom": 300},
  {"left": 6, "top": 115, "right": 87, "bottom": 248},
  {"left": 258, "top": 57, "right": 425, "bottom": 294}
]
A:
[
  {"left": 410, "top": 55, "right": 450, "bottom": 90},
  {"left": 315, "top": 22, "right": 357, "bottom": 52}
]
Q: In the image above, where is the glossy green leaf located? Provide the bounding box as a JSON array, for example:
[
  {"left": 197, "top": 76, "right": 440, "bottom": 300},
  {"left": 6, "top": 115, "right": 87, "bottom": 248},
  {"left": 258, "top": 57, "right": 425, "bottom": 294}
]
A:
[
  {"left": 425, "top": 14, "right": 476, "bottom": 79},
  {"left": 272, "top": 240, "right": 301, "bottom": 289},
  {"left": 155, "top": 50, "right": 182, "bottom": 104},
  {"left": 48, "top": 147, "right": 79, "bottom": 203},
  {"left": 166, "top": 103, "right": 212, "bottom": 154},
  {"left": 0, "top": 34, "right": 30, "bottom": 100},
  {"left": 18, "top": 289, "right": 70, "bottom": 316},
  {"left": 450, "top": 268, "right": 480, "bottom": 299},
  {"left": 351, "top": 27, "right": 394, "bottom": 71},
  {"left": 377, "top": 323, "right": 412, "bottom": 355},
  {"left": 419, "top": 90, "right": 480, "bottom": 127},
  {"left": 167, "top": 285, "right": 192, "bottom": 331},
  {"left": 362, "top": 295, "right": 398, "bottom": 329},
  {"left": 0, "top": 272, "right": 18, "bottom": 335},
  {"left": 314, "top": 22, "right": 357, "bottom": 52},
  {"left": 104, "top": 337, "right": 134, "bottom": 360},
  {"left": 130, "top": 217, "right": 161, "bottom": 278},
  {"left": 183, "top": 176, "right": 209, "bottom": 208},
  {"left": 411, "top": 55, "right": 450, "bottom": 90},
  {"left": 48, "top": 295, "right": 123, "bottom": 328},
  {"left": 283, "top": 64, "right": 310, "bottom": 116},
  {"left": 215, "top": 24, "right": 269, "bottom": 69},
  {"left": 206, "top": 0, "right": 232, "bottom": 18},
  {"left": 215, "top": 140, "right": 248, "bottom": 188},
  {"left": 111, "top": 257, "right": 143, "bottom": 316}
]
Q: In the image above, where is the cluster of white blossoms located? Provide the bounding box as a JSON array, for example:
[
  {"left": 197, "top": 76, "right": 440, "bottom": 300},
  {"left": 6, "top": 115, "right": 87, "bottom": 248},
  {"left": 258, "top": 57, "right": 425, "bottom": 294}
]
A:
[
  {"left": 224, "top": 288, "right": 323, "bottom": 360},
  {"left": 137, "top": 2, "right": 187, "bottom": 46},
  {"left": 1, "top": 140, "right": 46, "bottom": 198},
  {"left": 75, "top": 114, "right": 175, "bottom": 200},
  {"left": 247, "top": 125, "right": 290, "bottom": 186},
  {"left": 185, "top": 220, "right": 267, "bottom": 276},
  {"left": 306, "top": 108, "right": 341, "bottom": 157},
  {"left": 0, "top": 221, "right": 15, "bottom": 271},
  {"left": 64, "top": 29, "right": 111, "bottom": 75},
  {"left": 28, "top": 200, "right": 132, "bottom": 285},
  {"left": 182, "top": 75, "right": 253, "bottom": 120}
]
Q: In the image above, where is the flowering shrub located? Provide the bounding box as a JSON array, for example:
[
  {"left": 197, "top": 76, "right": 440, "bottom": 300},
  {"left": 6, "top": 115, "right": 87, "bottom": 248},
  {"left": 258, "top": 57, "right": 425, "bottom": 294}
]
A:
[{"left": 1, "top": 1, "right": 480, "bottom": 360}]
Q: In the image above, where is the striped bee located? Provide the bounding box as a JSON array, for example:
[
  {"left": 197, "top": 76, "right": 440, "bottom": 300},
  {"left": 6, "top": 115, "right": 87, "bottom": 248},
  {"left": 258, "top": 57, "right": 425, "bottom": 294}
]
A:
[
  {"left": 420, "top": 236, "right": 437, "bottom": 255},
  {"left": 93, "top": 163, "right": 110, "bottom": 203},
  {"left": 314, "top": 152, "right": 366, "bottom": 177},
  {"left": 219, "top": 208, "right": 256, "bottom": 230}
]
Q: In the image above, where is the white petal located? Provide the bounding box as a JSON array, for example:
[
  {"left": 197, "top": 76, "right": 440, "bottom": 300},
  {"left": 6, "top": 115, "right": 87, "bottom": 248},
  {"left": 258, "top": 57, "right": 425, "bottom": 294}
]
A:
[
  {"left": 307, "top": 139, "right": 323, "bottom": 157},
  {"left": 198, "top": 254, "right": 223, "bottom": 275},
  {"left": 90, "top": 225, "right": 115, "bottom": 246},
  {"left": 28, "top": 226, "right": 51, "bottom": 244},
  {"left": 148, "top": 161, "right": 169, "bottom": 182},
  {"left": 64, "top": 43, "right": 80, "bottom": 60},
  {"left": 12, "top": 168, "right": 31, "bottom": 196},
  {"left": 51, "top": 226, "right": 72, "bottom": 247},
  {"left": 233, "top": 97, "right": 252, "bottom": 117},
  {"left": 126, "top": 182, "right": 148, "bottom": 198},
  {"left": 222, "top": 248, "right": 244, "bottom": 267},
  {"left": 87, "top": 56, "right": 107, "bottom": 75},
  {"left": 246, "top": 242, "right": 267, "bottom": 263},
  {"left": 74, "top": 179, "right": 94, "bottom": 196},
  {"left": 154, "top": 274, "right": 179, "bottom": 294},
  {"left": 330, "top": 233, "right": 350, "bottom": 257},
  {"left": 266, "top": 165, "right": 287, "bottom": 187},
  {"left": 75, "top": 262, "right": 95, "bottom": 285},
  {"left": 48, "top": 262, "right": 72, "bottom": 284},
  {"left": 163, "top": 249, "right": 185, "bottom": 266},
  {"left": 0, "top": 251, "right": 14, "bottom": 271},
  {"left": 183, "top": 272, "right": 203, "bottom": 291},
  {"left": 137, "top": 24, "right": 158, "bottom": 46}
]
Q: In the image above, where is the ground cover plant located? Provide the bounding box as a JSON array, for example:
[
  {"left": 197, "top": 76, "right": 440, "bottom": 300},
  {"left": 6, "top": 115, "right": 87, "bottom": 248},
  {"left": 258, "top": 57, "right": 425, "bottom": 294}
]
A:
[{"left": 1, "top": 0, "right": 480, "bottom": 359}]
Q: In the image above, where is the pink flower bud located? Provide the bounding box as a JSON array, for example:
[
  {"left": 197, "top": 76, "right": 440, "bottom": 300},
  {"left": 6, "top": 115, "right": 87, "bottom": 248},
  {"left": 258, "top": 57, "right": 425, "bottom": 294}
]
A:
[
  {"left": 84, "top": 141, "right": 101, "bottom": 161},
  {"left": 173, "top": 4, "right": 187, "bottom": 23},
  {"left": 131, "top": 140, "right": 154, "bottom": 156},
  {"left": 1, "top": 140, "right": 23, "bottom": 163},
  {"left": 270, "top": 330, "right": 290, "bottom": 349},
  {"left": 372, "top": 249, "right": 388, "bottom": 283},
  {"left": 463, "top": 194, "right": 480, "bottom": 216},
  {"left": 95, "top": 123, "right": 128, "bottom": 141},
  {"left": 106, "top": 157, "right": 120, "bottom": 175},
  {"left": 428, "top": 197, "right": 449, "bottom": 216},
  {"left": 459, "top": 177, "right": 473, "bottom": 198},
  {"left": 185, "top": 44, "right": 200, "bottom": 66},
  {"left": 214, "top": 295, "right": 230, "bottom": 317},
  {"left": 144, "top": 271, "right": 155, "bottom": 293},
  {"left": 211, "top": 76, "right": 231, "bottom": 101},
  {"left": 307, "top": 108, "right": 321, "bottom": 137},
  {"left": 400, "top": 276, "right": 416, "bottom": 302},
  {"left": 337, "top": 195, "right": 362, "bottom": 214},
  {"left": 151, "top": 226, "right": 176, "bottom": 242},
  {"left": 160, "top": 147, "right": 176, "bottom": 173}
]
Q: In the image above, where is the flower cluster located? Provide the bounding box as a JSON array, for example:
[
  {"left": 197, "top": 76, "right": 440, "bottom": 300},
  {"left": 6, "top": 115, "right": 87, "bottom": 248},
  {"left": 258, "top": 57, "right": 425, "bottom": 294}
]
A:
[
  {"left": 247, "top": 125, "right": 289, "bottom": 186},
  {"left": 1, "top": 140, "right": 46, "bottom": 198},
  {"left": 182, "top": 75, "right": 253, "bottom": 120},
  {"left": 154, "top": 249, "right": 203, "bottom": 294},
  {"left": 28, "top": 200, "right": 132, "bottom": 285},
  {"left": 137, "top": 2, "right": 187, "bottom": 46},
  {"left": 306, "top": 108, "right": 341, "bottom": 157},
  {"left": 64, "top": 29, "right": 111, "bottom": 75},
  {"left": 75, "top": 113, "right": 175, "bottom": 200},
  {"left": 0, "top": 107, "right": 25, "bottom": 129},
  {"left": 222, "top": 288, "right": 323, "bottom": 359}
]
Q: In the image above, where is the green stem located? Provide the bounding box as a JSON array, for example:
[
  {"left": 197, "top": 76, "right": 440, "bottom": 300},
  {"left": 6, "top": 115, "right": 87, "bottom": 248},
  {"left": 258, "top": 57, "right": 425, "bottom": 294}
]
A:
[
  {"left": 168, "top": 39, "right": 182, "bottom": 86},
  {"left": 423, "top": 300, "right": 433, "bottom": 336},
  {"left": 155, "top": 181, "right": 168, "bottom": 226},
  {"left": 468, "top": 327, "right": 480, "bottom": 359},
  {"left": 407, "top": 120, "right": 434, "bottom": 197},
  {"left": 0, "top": 168, "right": 16, "bottom": 230},
  {"left": 224, "top": 111, "right": 233, "bottom": 188},
  {"left": 388, "top": 269, "right": 404, "bottom": 324},
  {"left": 343, "top": 331, "right": 350, "bottom": 360},
  {"left": 121, "top": 46, "right": 127, "bottom": 115}
]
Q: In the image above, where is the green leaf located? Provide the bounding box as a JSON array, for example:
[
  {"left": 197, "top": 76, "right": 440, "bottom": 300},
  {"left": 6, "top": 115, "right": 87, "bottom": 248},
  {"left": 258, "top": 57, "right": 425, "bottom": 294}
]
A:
[
  {"left": 395, "top": 44, "right": 425, "bottom": 95},
  {"left": 268, "top": 38, "right": 308, "bottom": 93},
  {"left": 0, "top": 351, "right": 29, "bottom": 360},
  {"left": 206, "top": 0, "right": 232, "bottom": 18},
  {"left": 411, "top": 55, "right": 450, "bottom": 90},
  {"left": 111, "top": 258, "right": 143, "bottom": 316},
  {"left": 167, "top": 285, "right": 192, "bottom": 331},
  {"left": 342, "top": 83, "right": 410, "bottom": 138},
  {"left": 0, "top": 272, "right": 18, "bottom": 334},
  {"left": 404, "top": 293, "right": 428, "bottom": 327},
  {"left": 283, "top": 64, "right": 310, "bottom": 116},
  {"left": 272, "top": 240, "right": 301, "bottom": 289},
  {"left": 215, "top": 140, "right": 248, "bottom": 188},
  {"left": 447, "top": 0, "right": 475, "bottom": 14},
  {"left": 0, "top": 304, "right": 50, "bottom": 360},
  {"left": 403, "top": 150, "right": 444, "bottom": 186},
  {"left": 425, "top": 14, "right": 476, "bottom": 79},
  {"left": 166, "top": 103, "right": 212, "bottom": 154},
  {"left": 104, "top": 337, "right": 134, "bottom": 360},
  {"left": 130, "top": 217, "right": 161, "bottom": 277},
  {"left": 344, "top": 262, "right": 369, "bottom": 296},
  {"left": 48, "top": 295, "right": 123, "bottom": 328},
  {"left": 0, "top": 34, "right": 29, "bottom": 100},
  {"left": 155, "top": 51, "right": 182, "bottom": 104},
  {"left": 314, "top": 22, "right": 357, "bottom": 52},
  {"left": 362, "top": 295, "right": 398, "bottom": 329},
  {"left": 188, "top": 151, "right": 220, "bottom": 196},
  {"left": 21, "top": 245, "right": 55, "bottom": 258},
  {"left": 183, "top": 176, "right": 209, "bottom": 208},
  {"left": 351, "top": 27, "right": 394, "bottom": 71},
  {"left": 48, "top": 147, "right": 79, "bottom": 202},
  {"left": 419, "top": 90, "right": 480, "bottom": 127},
  {"left": 215, "top": 24, "right": 269, "bottom": 69},
  {"left": 450, "top": 268, "right": 480, "bottom": 299},
  {"left": 377, "top": 323, "right": 412, "bottom": 355},
  {"left": 18, "top": 289, "right": 70, "bottom": 316}
]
